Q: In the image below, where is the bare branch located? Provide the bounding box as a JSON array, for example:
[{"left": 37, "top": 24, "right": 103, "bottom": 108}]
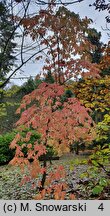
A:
[
  {"left": 10, "top": 75, "right": 37, "bottom": 80},
  {"left": 0, "top": 46, "right": 48, "bottom": 88},
  {"left": 35, "top": 0, "right": 84, "bottom": 5}
]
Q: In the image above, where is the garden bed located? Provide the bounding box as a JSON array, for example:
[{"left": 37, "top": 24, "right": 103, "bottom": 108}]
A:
[{"left": 0, "top": 154, "right": 110, "bottom": 200}]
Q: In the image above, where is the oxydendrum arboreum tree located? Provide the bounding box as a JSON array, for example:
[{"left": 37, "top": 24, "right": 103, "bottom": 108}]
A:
[
  {"left": 10, "top": 82, "right": 96, "bottom": 199},
  {"left": 0, "top": 0, "right": 101, "bottom": 88},
  {"left": 1, "top": 0, "right": 109, "bottom": 89},
  {"left": 20, "top": 5, "right": 100, "bottom": 84}
]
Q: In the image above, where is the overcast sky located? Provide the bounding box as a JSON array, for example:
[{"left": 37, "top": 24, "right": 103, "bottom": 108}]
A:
[{"left": 10, "top": 0, "right": 109, "bottom": 86}]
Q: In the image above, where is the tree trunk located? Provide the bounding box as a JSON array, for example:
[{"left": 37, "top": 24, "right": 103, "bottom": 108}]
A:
[{"left": 40, "top": 159, "right": 47, "bottom": 191}]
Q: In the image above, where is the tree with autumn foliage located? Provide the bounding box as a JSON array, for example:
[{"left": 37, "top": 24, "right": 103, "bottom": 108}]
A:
[
  {"left": 10, "top": 82, "right": 95, "bottom": 199},
  {"left": 0, "top": 1, "right": 101, "bottom": 88},
  {"left": 1, "top": 0, "right": 109, "bottom": 89},
  {"left": 20, "top": 5, "right": 100, "bottom": 84}
]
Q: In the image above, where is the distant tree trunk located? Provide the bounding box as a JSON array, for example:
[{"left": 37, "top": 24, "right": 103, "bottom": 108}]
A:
[{"left": 75, "top": 143, "right": 79, "bottom": 155}]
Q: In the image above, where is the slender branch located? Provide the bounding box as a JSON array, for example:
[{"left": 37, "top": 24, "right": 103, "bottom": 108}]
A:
[
  {"left": 21, "top": 29, "right": 25, "bottom": 64},
  {"left": 0, "top": 46, "right": 48, "bottom": 88},
  {"left": 97, "top": 162, "right": 110, "bottom": 177},
  {"left": 35, "top": 0, "right": 84, "bottom": 5},
  {"left": 10, "top": 75, "right": 37, "bottom": 79},
  {"left": 20, "top": 1, "right": 29, "bottom": 64},
  {"left": 39, "top": 33, "right": 56, "bottom": 73}
]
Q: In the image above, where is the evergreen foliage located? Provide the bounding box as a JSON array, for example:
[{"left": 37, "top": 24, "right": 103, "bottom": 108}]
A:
[{"left": 0, "top": 1, "right": 16, "bottom": 82}]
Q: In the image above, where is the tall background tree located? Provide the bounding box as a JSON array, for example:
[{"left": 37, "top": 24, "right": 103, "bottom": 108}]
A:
[
  {"left": 0, "top": 1, "right": 16, "bottom": 83},
  {"left": 0, "top": 1, "right": 18, "bottom": 132},
  {"left": 87, "top": 28, "right": 103, "bottom": 64}
]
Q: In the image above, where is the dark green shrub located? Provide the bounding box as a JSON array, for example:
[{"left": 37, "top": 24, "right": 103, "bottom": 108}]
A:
[
  {"left": 0, "top": 131, "right": 16, "bottom": 165},
  {"left": 0, "top": 127, "right": 57, "bottom": 165},
  {"left": 13, "top": 127, "right": 57, "bottom": 162}
]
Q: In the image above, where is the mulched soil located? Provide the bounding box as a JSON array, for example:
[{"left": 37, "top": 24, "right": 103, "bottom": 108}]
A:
[{"left": 0, "top": 153, "right": 110, "bottom": 200}]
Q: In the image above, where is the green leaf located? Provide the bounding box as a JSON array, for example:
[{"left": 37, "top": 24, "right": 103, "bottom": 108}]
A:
[
  {"left": 99, "top": 178, "right": 107, "bottom": 187},
  {"left": 70, "top": 164, "right": 74, "bottom": 171},
  {"left": 92, "top": 185, "right": 103, "bottom": 195},
  {"left": 80, "top": 172, "right": 88, "bottom": 179}
]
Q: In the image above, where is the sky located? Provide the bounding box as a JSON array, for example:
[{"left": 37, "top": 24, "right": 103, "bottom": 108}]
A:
[{"left": 9, "top": 0, "right": 109, "bottom": 86}]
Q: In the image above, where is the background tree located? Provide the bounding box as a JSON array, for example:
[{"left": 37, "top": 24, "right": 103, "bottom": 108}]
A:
[
  {"left": 0, "top": 1, "right": 17, "bottom": 83},
  {"left": 0, "top": 85, "right": 20, "bottom": 134},
  {"left": 99, "top": 42, "right": 110, "bottom": 76},
  {"left": 69, "top": 77, "right": 110, "bottom": 123},
  {"left": 96, "top": 113, "right": 110, "bottom": 147},
  {"left": 19, "top": 76, "right": 42, "bottom": 95},
  {"left": 44, "top": 71, "right": 55, "bottom": 84},
  {"left": 87, "top": 28, "right": 103, "bottom": 64},
  {"left": 0, "top": 76, "right": 43, "bottom": 133},
  {"left": 66, "top": 28, "right": 109, "bottom": 124},
  {"left": 0, "top": 1, "right": 17, "bottom": 129}
]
